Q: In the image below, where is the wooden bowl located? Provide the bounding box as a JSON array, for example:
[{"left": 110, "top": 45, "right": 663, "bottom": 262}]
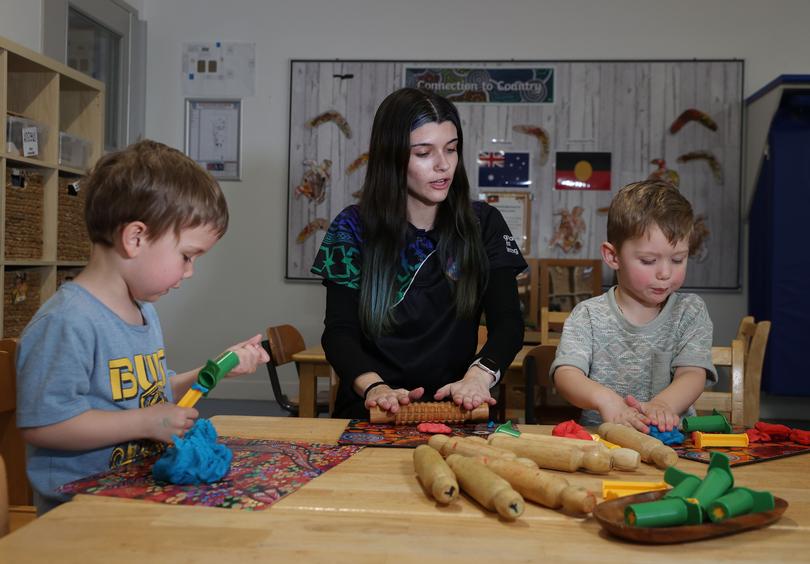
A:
[{"left": 593, "top": 490, "right": 788, "bottom": 544}]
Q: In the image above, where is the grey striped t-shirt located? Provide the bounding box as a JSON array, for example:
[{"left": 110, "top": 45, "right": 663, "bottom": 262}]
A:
[{"left": 550, "top": 286, "right": 718, "bottom": 426}]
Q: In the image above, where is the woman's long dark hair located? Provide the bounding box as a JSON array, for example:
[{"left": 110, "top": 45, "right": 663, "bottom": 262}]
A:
[{"left": 359, "top": 88, "right": 488, "bottom": 337}]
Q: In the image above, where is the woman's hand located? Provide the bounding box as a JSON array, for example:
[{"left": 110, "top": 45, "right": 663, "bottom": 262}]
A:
[
  {"left": 365, "top": 384, "right": 424, "bottom": 413},
  {"left": 434, "top": 367, "right": 497, "bottom": 411},
  {"left": 625, "top": 395, "right": 680, "bottom": 432}
]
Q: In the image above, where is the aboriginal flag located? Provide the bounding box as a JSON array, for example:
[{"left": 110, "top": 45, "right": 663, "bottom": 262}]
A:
[{"left": 554, "top": 152, "right": 611, "bottom": 191}]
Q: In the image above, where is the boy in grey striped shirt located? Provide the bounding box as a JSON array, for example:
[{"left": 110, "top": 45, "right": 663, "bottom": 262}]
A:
[{"left": 550, "top": 181, "right": 717, "bottom": 433}]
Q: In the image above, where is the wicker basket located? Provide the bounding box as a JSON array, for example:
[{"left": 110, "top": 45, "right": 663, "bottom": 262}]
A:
[
  {"left": 4, "top": 168, "right": 44, "bottom": 260},
  {"left": 56, "top": 267, "right": 83, "bottom": 288},
  {"left": 3, "top": 269, "right": 41, "bottom": 337},
  {"left": 57, "top": 177, "right": 91, "bottom": 261}
]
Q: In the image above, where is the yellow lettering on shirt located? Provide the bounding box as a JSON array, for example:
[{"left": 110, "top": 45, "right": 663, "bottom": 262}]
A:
[
  {"left": 109, "top": 358, "right": 137, "bottom": 401},
  {"left": 109, "top": 348, "right": 169, "bottom": 402}
]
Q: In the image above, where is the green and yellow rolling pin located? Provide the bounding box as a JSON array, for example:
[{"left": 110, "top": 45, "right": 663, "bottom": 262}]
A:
[{"left": 177, "top": 351, "right": 240, "bottom": 408}]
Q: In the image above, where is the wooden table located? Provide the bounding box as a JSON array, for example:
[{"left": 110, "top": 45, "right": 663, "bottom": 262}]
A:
[
  {"left": 1, "top": 416, "right": 808, "bottom": 562},
  {"left": 292, "top": 345, "right": 532, "bottom": 419}
]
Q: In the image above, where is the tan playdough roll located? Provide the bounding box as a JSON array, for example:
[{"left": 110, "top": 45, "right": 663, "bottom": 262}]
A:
[
  {"left": 445, "top": 454, "right": 525, "bottom": 520},
  {"left": 413, "top": 444, "right": 459, "bottom": 504},
  {"left": 474, "top": 455, "right": 596, "bottom": 514}
]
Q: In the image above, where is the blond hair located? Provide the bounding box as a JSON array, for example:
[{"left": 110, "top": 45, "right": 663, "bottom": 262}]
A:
[
  {"left": 607, "top": 180, "right": 693, "bottom": 251},
  {"left": 84, "top": 140, "right": 228, "bottom": 246}
]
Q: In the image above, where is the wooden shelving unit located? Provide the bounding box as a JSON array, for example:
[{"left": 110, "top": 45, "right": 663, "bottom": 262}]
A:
[{"left": 0, "top": 35, "right": 103, "bottom": 338}]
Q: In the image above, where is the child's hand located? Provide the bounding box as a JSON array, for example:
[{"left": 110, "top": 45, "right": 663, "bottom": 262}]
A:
[
  {"left": 365, "top": 384, "right": 424, "bottom": 413},
  {"left": 225, "top": 333, "right": 270, "bottom": 377},
  {"left": 435, "top": 369, "right": 498, "bottom": 411},
  {"left": 143, "top": 403, "right": 198, "bottom": 443},
  {"left": 600, "top": 395, "right": 651, "bottom": 433},
  {"left": 625, "top": 395, "right": 680, "bottom": 432}
]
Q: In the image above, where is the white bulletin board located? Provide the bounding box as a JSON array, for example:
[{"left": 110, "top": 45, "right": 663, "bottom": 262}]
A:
[{"left": 286, "top": 60, "right": 743, "bottom": 289}]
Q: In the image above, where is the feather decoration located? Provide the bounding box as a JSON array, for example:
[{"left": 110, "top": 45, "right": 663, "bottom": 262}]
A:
[
  {"left": 677, "top": 151, "right": 723, "bottom": 184},
  {"left": 306, "top": 110, "right": 352, "bottom": 138},
  {"left": 512, "top": 124, "right": 550, "bottom": 165},
  {"left": 669, "top": 108, "right": 718, "bottom": 134}
]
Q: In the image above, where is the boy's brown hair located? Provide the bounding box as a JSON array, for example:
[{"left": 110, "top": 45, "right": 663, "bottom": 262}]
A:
[
  {"left": 84, "top": 139, "right": 228, "bottom": 246},
  {"left": 607, "top": 180, "right": 694, "bottom": 251}
]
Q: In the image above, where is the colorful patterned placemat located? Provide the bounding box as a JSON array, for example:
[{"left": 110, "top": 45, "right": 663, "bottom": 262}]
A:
[
  {"left": 674, "top": 431, "right": 810, "bottom": 466},
  {"left": 337, "top": 419, "right": 493, "bottom": 447},
  {"left": 60, "top": 437, "right": 362, "bottom": 510}
]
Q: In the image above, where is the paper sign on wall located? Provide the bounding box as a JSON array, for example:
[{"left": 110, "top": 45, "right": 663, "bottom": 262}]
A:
[{"left": 182, "top": 42, "right": 255, "bottom": 98}]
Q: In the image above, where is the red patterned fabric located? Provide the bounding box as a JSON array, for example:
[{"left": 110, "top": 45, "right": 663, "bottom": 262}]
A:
[
  {"left": 552, "top": 420, "right": 593, "bottom": 441},
  {"left": 59, "top": 437, "right": 361, "bottom": 510},
  {"left": 339, "top": 420, "right": 491, "bottom": 447}
]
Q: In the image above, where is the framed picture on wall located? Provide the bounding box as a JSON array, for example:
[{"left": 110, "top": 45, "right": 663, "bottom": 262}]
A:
[
  {"left": 184, "top": 99, "right": 242, "bottom": 181},
  {"left": 479, "top": 191, "right": 531, "bottom": 255}
]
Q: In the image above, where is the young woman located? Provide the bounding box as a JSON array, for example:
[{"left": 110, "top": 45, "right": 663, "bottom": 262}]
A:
[{"left": 312, "top": 88, "right": 526, "bottom": 419}]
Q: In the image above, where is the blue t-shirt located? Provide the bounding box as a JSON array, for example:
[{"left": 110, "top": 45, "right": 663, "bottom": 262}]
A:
[{"left": 16, "top": 282, "right": 174, "bottom": 513}]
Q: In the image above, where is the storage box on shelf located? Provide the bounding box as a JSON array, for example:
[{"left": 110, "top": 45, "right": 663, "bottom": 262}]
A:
[
  {"left": 56, "top": 266, "right": 82, "bottom": 288},
  {"left": 3, "top": 267, "right": 41, "bottom": 337},
  {"left": 57, "top": 175, "right": 90, "bottom": 262},
  {"left": 4, "top": 167, "right": 45, "bottom": 260},
  {"left": 6, "top": 115, "right": 49, "bottom": 160},
  {"left": 58, "top": 131, "right": 92, "bottom": 170},
  {"left": 1, "top": 34, "right": 103, "bottom": 340}
]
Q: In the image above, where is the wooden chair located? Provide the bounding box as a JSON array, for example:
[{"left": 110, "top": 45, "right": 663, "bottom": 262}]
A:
[
  {"left": 522, "top": 344, "right": 581, "bottom": 424},
  {"left": 1, "top": 454, "right": 8, "bottom": 538},
  {"left": 0, "top": 341, "right": 32, "bottom": 507},
  {"left": 735, "top": 316, "right": 771, "bottom": 426},
  {"left": 263, "top": 325, "right": 334, "bottom": 417},
  {"left": 696, "top": 340, "right": 746, "bottom": 426},
  {"left": 0, "top": 339, "right": 36, "bottom": 532},
  {"left": 528, "top": 259, "right": 602, "bottom": 344}
]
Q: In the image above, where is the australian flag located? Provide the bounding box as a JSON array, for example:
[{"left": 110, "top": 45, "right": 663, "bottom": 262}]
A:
[{"left": 478, "top": 151, "right": 530, "bottom": 188}]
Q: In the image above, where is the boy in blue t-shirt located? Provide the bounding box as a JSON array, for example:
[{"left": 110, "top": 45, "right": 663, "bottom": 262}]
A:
[
  {"left": 16, "top": 140, "right": 269, "bottom": 514},
  {"left": 550, "top": 180, "right": 717, "bottom": 433}
]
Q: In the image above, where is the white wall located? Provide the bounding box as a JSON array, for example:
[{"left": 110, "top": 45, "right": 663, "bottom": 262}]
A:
[
  {"left": 0, "top": 0, "right": 41, "bottom": 51},
  {"left": 138, "top": 0, "right": 810, "bottom": 401}
]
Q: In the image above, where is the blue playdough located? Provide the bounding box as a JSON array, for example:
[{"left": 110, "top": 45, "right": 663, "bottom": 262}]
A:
[
  {"left": 648, "top": 425, "right": 685, "bottom": 446},
  {"left": 153, "top": 418, "right": 232, "bottom": 484}
]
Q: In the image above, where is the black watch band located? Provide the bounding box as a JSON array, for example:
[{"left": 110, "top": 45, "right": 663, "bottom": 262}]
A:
[{"left": 363, "top": 381, "right": 387, "bottom": 400}]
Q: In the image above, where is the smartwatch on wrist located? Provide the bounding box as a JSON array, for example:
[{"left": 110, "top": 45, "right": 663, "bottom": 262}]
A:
[{"left": 470, "top": 357, "right": 501, "bottom": 388}]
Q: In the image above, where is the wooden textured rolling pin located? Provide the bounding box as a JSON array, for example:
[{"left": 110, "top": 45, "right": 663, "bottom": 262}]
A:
[
  {"left": 489, "top": 434, "right": 612, "bottom": 473},
  {"left": 429, "top": 434, "right": 517, "bottom": 461},
  {"left": 445, "top": 454, "right": 525, "bottom": 520},
  {"left": 370, "top": 402, "right": 489, "bottom": 424},
  {"left": 597, "top": 422, "right": 679, "bottom": 469},
  {"left": 474, "top": 455, "right": 596, "bottom": 514},
  {"left": 517, "top": 433, "right": 640, "bottom": 471},
  {"left": 413, "top": 444, "right": 459, "bottom": 504}
]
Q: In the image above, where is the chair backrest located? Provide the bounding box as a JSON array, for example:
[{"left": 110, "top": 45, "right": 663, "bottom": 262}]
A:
[
  {"left": 695, "top": 340, "right": 745, "bottom": 426},
  {"left": 0, "top": 339, "right": 33, "bottom": 506},
  {"left": 734, "top": 316, "right": 771, "bottom": 426},
  {"left": 0, "top": 454, "right": 8, "bottom": 538},
  {"left": 522, "top": 343, "right": 581, "bottom": 424},
  {"left": 530, "top": 259, "right": 602, "bottom": 344},
  {"left": 263, "top": 325, "right": 307, "bottom": 415},
  {"left": 266, "top": 325, "right": 306, "bottom": 367}
]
